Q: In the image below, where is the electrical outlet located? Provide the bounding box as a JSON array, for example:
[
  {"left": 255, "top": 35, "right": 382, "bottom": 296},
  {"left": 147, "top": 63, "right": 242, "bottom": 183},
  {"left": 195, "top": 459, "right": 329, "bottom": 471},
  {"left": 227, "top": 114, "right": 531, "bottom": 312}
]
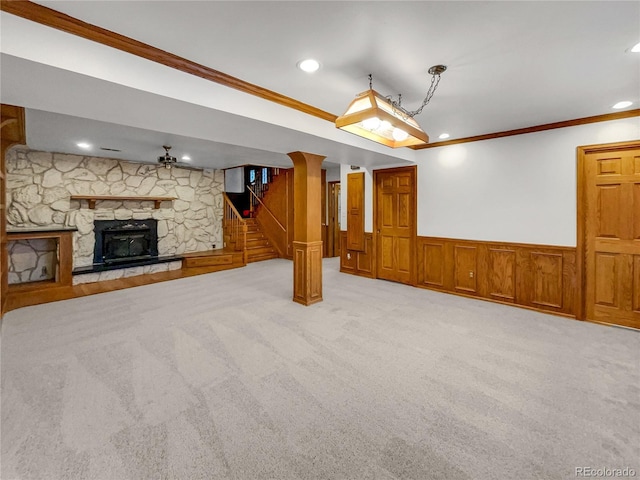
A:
[
  {"left": 347, "top": 253, "right": 351, "bottom": 260},
  {"left": 469, "top": 271, "right": 474, "bottom": 278},
  {"left": 212, "top": 244, "right": 216, "bottom": 249},
  {"left": 41, "top": 266, "right": 48, "bottom": 277}
]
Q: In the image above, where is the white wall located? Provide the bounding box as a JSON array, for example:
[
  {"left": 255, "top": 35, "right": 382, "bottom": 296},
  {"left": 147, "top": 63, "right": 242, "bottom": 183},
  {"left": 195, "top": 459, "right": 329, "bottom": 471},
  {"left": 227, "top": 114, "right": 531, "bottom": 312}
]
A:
[
  {"left": 340, "top": 117, "right": 639, "bottom": 246},
  {"left": 416, "top": 118, "right": 639, "bottom": 246},
  {"left": 326, "top": 167, "right": 341, "bottom": 182},
  {"left": 224, "top": 167, "right": 244, "bottom": 193}
]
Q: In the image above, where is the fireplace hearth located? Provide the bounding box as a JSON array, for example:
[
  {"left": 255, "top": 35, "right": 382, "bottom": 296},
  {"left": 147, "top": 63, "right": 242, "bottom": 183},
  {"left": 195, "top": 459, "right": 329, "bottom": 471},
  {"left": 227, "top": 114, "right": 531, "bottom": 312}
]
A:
[{"left": 93, "top": 219, "right": 158, "bottom": 266}]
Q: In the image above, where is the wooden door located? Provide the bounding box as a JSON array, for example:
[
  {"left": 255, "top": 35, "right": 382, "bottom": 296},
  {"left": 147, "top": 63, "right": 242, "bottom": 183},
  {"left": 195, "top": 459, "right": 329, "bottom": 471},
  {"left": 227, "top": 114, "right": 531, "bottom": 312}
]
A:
[
  {"left": 347, "top": 173, "right": 365, "bottom": 251},
  {"left": 328, "top": 181, "right": 341, "bottom": 257},
  {"left": 583, "top": 144, "right": 640, "bottom": 328},
  {"left": 375, "top": 167, "right": 416, "bottom": 284}
]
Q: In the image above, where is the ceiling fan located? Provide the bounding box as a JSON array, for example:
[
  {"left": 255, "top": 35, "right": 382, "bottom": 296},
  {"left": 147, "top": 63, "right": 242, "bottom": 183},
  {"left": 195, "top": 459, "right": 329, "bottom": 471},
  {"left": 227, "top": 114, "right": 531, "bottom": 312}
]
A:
[{"left": 156, "top": 145, "right": 202, "bottom": 170}]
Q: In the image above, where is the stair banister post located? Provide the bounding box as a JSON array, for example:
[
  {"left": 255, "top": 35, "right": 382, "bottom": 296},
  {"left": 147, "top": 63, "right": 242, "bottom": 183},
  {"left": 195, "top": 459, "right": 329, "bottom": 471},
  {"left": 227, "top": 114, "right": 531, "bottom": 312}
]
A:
[{"left": 242, "top": 222, "right": 248, "bottom": 265}]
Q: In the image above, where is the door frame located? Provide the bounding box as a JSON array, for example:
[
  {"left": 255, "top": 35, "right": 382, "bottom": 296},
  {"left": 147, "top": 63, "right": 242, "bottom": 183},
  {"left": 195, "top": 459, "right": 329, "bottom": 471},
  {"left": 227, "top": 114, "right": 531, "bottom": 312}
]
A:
[
  {"left": 373, "top": 165, "right": 418, "bottom": 284},
  {"left": 576, "top": 139, "right": 640, "bottom": 321}
]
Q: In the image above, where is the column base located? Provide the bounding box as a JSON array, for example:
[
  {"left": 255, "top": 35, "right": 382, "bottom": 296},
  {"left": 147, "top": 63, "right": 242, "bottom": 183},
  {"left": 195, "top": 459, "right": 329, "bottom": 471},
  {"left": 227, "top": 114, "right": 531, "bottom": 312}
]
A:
[{"left": 292, "top": 240, "right": 323, "bottom": 306}]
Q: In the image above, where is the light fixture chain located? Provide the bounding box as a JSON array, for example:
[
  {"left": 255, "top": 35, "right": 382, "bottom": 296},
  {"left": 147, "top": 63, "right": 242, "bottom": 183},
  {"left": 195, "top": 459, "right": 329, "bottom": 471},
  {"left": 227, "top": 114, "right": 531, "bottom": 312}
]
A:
[{"left": 390, "top": 72, "right": 442, "bottom": 119}]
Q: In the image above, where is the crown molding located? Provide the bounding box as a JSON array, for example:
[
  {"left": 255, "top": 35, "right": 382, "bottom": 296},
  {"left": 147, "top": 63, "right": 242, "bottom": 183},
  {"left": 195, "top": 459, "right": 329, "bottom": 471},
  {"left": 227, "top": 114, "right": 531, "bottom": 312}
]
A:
[
  {"left": 2, "top": 1, "right": 637, "bottom": 149},
  {"left": 412, "top": 109, "right": 640, "bottom": 150},
  {"left": 0, "top": 0, "right": 337, "bottom": 123}
]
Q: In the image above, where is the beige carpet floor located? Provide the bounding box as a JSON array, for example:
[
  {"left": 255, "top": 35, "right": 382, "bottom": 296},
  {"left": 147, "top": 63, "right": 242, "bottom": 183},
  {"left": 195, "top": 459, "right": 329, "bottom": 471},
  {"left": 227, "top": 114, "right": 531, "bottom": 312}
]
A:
[{"left": 1, "top": 258, "right": 638, "bottom": 479}]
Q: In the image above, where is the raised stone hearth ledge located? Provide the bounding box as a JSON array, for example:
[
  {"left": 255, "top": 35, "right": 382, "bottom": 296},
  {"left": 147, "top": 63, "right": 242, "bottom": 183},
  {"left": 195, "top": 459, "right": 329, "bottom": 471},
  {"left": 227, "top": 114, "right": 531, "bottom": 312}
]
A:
[
  {"left": 6, "top": 147, "right": 224, "bottom": 273},
  {"left": 72, "top": 260, "right": 182, "bottom": 285}
]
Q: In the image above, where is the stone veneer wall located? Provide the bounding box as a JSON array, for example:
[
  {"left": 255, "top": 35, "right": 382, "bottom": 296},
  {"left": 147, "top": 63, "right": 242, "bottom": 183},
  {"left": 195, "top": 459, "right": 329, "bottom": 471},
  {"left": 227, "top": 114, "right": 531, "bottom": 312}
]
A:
[{"left": 5, "top": 147, "right": 224, "bottom": 271}]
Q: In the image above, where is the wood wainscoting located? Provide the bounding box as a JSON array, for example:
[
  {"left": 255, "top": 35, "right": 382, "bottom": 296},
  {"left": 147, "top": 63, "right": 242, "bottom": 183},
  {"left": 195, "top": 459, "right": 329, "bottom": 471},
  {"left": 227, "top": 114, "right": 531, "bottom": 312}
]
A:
[
  {"left": 416, "top": 237, "right": 577, "bottom": 317},
  {"left": 340, "top": 231, "right": 375, "bottom": 278},
  {"left": 339, "top": 231, "right": 578, "bottom": 317}
]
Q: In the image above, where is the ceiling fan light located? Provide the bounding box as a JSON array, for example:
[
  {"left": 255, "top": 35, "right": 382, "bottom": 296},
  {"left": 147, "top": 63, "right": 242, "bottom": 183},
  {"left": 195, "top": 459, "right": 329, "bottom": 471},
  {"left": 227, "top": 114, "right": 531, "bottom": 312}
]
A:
[
  {"left": 158, "top": 145, "right": 177, "bottom": 167},
  {"left": 392, "top": 128, "right": 409, "bottom": 141}
]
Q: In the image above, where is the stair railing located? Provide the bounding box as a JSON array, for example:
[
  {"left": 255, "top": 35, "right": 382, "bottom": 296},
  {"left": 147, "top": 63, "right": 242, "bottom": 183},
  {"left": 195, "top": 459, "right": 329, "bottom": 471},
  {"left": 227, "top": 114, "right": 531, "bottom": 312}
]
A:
[
  {"left": 246, "top": 185, "right": 286, "bottom": 232},
  {"left": 223, "top": 193, "right": 248, "bottom": 264}
]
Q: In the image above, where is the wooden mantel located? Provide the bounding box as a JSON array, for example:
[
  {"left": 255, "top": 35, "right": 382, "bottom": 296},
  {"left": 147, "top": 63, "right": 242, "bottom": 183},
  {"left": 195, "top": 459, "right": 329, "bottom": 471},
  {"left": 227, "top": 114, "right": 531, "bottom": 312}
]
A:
[{"left": 70, "top": 195, "right": 176, "bottom": 209}]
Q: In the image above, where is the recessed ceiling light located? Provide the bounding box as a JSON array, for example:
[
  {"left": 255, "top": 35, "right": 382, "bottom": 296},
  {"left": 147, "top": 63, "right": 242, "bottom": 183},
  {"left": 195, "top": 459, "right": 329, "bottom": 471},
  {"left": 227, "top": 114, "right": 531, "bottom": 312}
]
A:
[
  {"left": 76, "top": 142, "right": 91, "bottom": 149},
  {"left": 438, "top": 133, "right": 450, "bottom": 140},
  {"left": 181, "top": 155, "right": 191, "bottom": 161},
  {"left": 612, "top": 101, "right": 633, "bottom": 109},
  {"left": 298, "top": 59, "right": 320, "bottom": 73},
  {"left": 630, "top": 42, "right": 640, "bottom": 53}
]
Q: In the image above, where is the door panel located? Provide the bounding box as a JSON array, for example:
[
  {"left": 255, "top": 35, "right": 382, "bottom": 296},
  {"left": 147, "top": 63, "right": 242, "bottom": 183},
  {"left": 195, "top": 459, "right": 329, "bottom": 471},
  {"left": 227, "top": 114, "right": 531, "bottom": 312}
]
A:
[
  {"left": 398, "top": 193, "right": 411, "bottom": 229},
  {"left": 380, "top": 235, "right": 394, "bottom": 270},
  {"left": 584, "top": 146, "right": 640, "bottom": 328},
  {"left": 375, "top": 167, "right": 415, "bottom": 284},
  {"left": 596, "top": 156, "right": 622, "bottom": 175},
  {"left": 397, "top": 237, "right": 412, "bottom": 274},
  {"left": 596, "top": 185, "right": 623, "bottom": 238},
  {"left": 594, "top": 253, "right": 618, "bottom": 307},
  {"left": 382, "top": 193, "right": 394, "bottom": 227}
]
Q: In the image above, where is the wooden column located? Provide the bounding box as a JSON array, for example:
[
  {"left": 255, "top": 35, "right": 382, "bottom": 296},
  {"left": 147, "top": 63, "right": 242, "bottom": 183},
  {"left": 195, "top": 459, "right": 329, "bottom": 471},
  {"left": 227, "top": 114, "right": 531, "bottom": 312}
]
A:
[{"left": 288, "top": 151, "right": 325, "bottom": 306}]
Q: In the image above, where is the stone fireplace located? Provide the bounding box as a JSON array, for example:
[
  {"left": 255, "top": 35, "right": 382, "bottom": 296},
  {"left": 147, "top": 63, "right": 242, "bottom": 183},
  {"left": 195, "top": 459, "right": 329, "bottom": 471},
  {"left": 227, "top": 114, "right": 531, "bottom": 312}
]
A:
[
  {"left": 5, "top": 146, "right": 225, "bottom": 285},
  {"left": 94, "top": 219, "right": 158, "bottom": 266}
]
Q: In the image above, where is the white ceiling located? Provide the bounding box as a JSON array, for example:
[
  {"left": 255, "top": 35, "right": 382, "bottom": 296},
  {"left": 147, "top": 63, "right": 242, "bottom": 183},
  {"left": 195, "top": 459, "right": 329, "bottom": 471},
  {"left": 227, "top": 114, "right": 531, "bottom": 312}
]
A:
[{"left": 1, "top": 1, "right": 639, "bottom": 169}]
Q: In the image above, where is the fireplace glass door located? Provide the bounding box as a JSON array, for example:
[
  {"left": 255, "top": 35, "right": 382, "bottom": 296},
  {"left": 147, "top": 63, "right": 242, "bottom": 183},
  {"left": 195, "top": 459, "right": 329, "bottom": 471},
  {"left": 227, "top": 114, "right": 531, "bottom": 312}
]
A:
[{"left": 103, "top": 229, "right": 151, "bottom": 263}]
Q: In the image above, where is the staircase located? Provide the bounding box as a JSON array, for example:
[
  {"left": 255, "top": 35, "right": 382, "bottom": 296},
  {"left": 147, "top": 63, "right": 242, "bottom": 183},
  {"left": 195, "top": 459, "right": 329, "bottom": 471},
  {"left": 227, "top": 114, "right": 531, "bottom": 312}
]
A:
[
  {"left": 244, "top": 218, "right": 278, "bottom": 262},
  {"left": 223, "top": 169, "right": 283, "bottom": 264}
]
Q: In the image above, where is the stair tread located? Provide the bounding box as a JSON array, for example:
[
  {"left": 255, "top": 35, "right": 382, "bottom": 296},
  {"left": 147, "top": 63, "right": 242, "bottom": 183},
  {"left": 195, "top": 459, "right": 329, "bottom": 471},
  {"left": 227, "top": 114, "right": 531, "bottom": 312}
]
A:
[
  {"left": 246, "top": 246, "right": 276, "bottom": 252},
  {"left": 247, "top": 253, "right": 278, "bottom": 263}
]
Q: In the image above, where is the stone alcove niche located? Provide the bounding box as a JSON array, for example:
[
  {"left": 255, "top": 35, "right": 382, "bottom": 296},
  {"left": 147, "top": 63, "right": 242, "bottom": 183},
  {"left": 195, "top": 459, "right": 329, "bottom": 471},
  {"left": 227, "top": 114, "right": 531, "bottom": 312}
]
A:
[{"left": 8, "top": 237, "right": 57, "bottom": 284}]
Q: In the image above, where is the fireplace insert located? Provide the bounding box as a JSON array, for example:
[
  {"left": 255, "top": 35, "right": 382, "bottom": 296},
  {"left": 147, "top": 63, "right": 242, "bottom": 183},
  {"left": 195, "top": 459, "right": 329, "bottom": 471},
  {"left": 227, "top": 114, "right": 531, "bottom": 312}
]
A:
[{"left": 93, "top": 219, "right": 158, "bottom": 265}]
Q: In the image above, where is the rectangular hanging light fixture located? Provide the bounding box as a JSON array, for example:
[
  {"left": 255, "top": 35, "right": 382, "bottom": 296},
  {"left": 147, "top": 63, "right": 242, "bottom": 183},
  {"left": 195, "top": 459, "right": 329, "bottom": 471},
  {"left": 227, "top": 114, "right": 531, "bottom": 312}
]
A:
[{"left": 335, "top": 89, "right": 429, "bottom": 148}]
